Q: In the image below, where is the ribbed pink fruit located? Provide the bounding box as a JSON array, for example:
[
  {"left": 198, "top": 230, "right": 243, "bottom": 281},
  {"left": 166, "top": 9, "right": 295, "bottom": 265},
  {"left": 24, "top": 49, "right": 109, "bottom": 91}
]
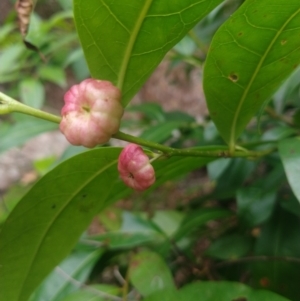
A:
[
  {"left": 118, "top": 144, "right": 156, "bottom": 191},
  {"left": 60, "top": 79, "right": 123, "bottom": 148}
]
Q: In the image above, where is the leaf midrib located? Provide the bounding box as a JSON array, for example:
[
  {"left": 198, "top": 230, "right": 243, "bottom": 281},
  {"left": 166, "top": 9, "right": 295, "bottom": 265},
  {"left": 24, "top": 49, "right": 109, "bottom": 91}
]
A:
[
  {"left": 229, "top": 7, "right": 300, "bottom": 150},
  {"left": 117, "top": 0, "right": 153, "bottom": 91},
  {"left": 16, "top": 159, "right": 118, "bottom": 301}
]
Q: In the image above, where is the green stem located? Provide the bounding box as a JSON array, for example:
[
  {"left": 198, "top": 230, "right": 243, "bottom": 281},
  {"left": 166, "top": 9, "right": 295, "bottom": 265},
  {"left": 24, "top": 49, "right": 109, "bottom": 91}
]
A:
[
  {"left": 0, "top": 91, "right": 61, "bottom": 124},
  {"left": 0, "top": 90, "right": 277, "bottom": 159},
  {"left": 113, "top": 131, "right": 275, "bottom": 159}
]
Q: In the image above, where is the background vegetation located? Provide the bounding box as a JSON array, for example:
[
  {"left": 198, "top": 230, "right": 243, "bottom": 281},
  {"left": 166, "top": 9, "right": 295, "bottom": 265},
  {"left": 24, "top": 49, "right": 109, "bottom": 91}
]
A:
[{"left": 1, "top": 0, "right": 300, "bottom": 300}]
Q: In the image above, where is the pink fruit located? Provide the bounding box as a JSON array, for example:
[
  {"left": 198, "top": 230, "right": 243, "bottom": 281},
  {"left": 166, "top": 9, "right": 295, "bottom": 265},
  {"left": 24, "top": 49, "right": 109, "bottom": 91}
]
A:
[
  {"left": 118, "top": 144, "right": 156, "bottom": 191},
  {"left": 60, "top": 79, "right": 123, "bottom": 148}
]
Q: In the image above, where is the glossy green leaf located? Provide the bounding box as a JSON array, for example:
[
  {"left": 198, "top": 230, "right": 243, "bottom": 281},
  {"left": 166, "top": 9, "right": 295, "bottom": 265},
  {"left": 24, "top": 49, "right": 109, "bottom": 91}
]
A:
[
  {"left": 203, "top": 0, "right": 300, "bottom": 147},
  {"left": 19, "top": 79, "right": 45, "bottom": 109},
  {"left": 179, "top": 281, "right": 291, "bottom": 301},
  {"left": 73, "top": 0, "right": 223, "bottom": 106},
  {"left": 0, "top": 148, "right": 121, "bottom": 301},
  {"left": 129, "top": 251, "right": 176, "bottom": 297},
  {"left": 30, "top": 248, "right": 102, "bottom": 301},
  {"left": 279, "top": 138, "right": 300, "bottom": 202}
]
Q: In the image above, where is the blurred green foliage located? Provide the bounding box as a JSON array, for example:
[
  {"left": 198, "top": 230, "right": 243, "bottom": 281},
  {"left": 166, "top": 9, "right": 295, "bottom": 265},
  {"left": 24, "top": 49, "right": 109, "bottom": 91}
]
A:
[{"left": 1, "top": 1, "right": 300, "bottom": 301}]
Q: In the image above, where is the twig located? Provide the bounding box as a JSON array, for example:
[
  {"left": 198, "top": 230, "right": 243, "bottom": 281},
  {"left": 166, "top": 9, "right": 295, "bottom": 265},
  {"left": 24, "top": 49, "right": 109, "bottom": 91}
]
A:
[
  {"left": 265, "top": 106, "right": 294, "bottom": 126},
  {"left": 122, "top": 263, "right": 131, "bottom": 301},
  {"left": 113, "top": 266, "right": 126, "bottom": 286},
  {"left": 79, "top": 238, "right": 104, "bottom": 248}
]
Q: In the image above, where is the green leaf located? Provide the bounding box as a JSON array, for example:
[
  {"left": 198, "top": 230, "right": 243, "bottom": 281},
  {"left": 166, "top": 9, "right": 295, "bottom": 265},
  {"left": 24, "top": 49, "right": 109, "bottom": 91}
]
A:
[
  {"left": 38, "top": 66, "right": 67, "bottom": 88},
  {"left": 98, "top": 207, "right": 123, "bottom": 231},
  {"left": 179, "top": 281, "right": 291, "bottom": 301},
  {"left": 213, "top": 158, "right": 257, "bottom": 198},
  {"left": 60, "top": 284, "right": 121, "bottom": 301},
  {"left": 127, "top": 103, "right": 166, "bottom": 122},
  {"left": 173, "top": 208, "right": 230, "bottom": 242},
  {"left": 73, "top": 0, "right": 223, "bottom": 106},
  {"left": 252, "top": 209, "right": 300, "bottom": 300},
  {"left": 203, "top": 0, "right": 300, "bottom": 148},
  {"left": 0, "top": 147, "right": 213, "bottom": 301},
  {"left": 174, "top": 35, "right": 196, "bottom": 56},
  {"left": 237, "top": 187, "right": 276, "bottom": 227},
  {"left": 30, "top": 248, "right": 102, "bottom": 301},
  {"left": 142, "top": 289, "right": 178, "bottom": 301},
  {"left": 33, "top": 156, "right": 57, "bottom": 176},
  {"left": 0, "top": 185, "right": 30, "bottom": 224},
  {"left": 96, "top": 210, "right": 165, "bottom": 248},
  {"left": 207, "top": 158, "right": 231, "bottom": 180},
  {"left": 151, "top": 210, "right": 184, "bottom": 238},
  {"left": 0, "top": 117, "right": 58, "bottom": 154},
  {"left": 19, "top": 79, "right": 45, "bottom": 109},
  {"left": 0, "top": 45, "right": 25, "bottom": 79},
  {"left": 206, "top": 233, "right": 252, "bottom": 260},
  {"left": 121, "top": 211, "right": 162, "bottom": 234},
  {"left": 279, "top": 138, "right": 300, "bottom": 202},
  {"left": 273, "top": 65, "right": 300, "bottom": 113},
  {"left": 0, "top": 23, "right": 15, "bottom": 43},
  {"left": 150, "top": 148, "right": 215, "bottom": 190},
  {"left": 164, "top": 111, "right": 195, "bottom": 123},
  {"left": 262, "top": 125, "right": 296, "bottom": 142},
  {"left": 0, "top": 148, "right": 121, "bottom": 301},
  {"left": 106, "top": 148, "right": 214, "bottom": 205},
  {"left": 129, "top": 251, "right": 176, "bottom": 297},
  {"left": 140, "top": 121, "right": 183, "bottom": 143},
  {"left": 91, "top": 231, "right": 162, "bottom": 250},
  {"left": 279, "top": 193, "right": 300, "bottom": 217}
]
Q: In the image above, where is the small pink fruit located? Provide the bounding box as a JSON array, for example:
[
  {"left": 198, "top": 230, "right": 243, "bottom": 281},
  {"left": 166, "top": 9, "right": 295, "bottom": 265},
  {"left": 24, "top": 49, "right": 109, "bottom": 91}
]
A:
[
  {"left": 118, "top": 144, "right": 156, "bottom": 191},
  {"left": 60, "top": 79, "right": 123, "bottom": 148}
]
